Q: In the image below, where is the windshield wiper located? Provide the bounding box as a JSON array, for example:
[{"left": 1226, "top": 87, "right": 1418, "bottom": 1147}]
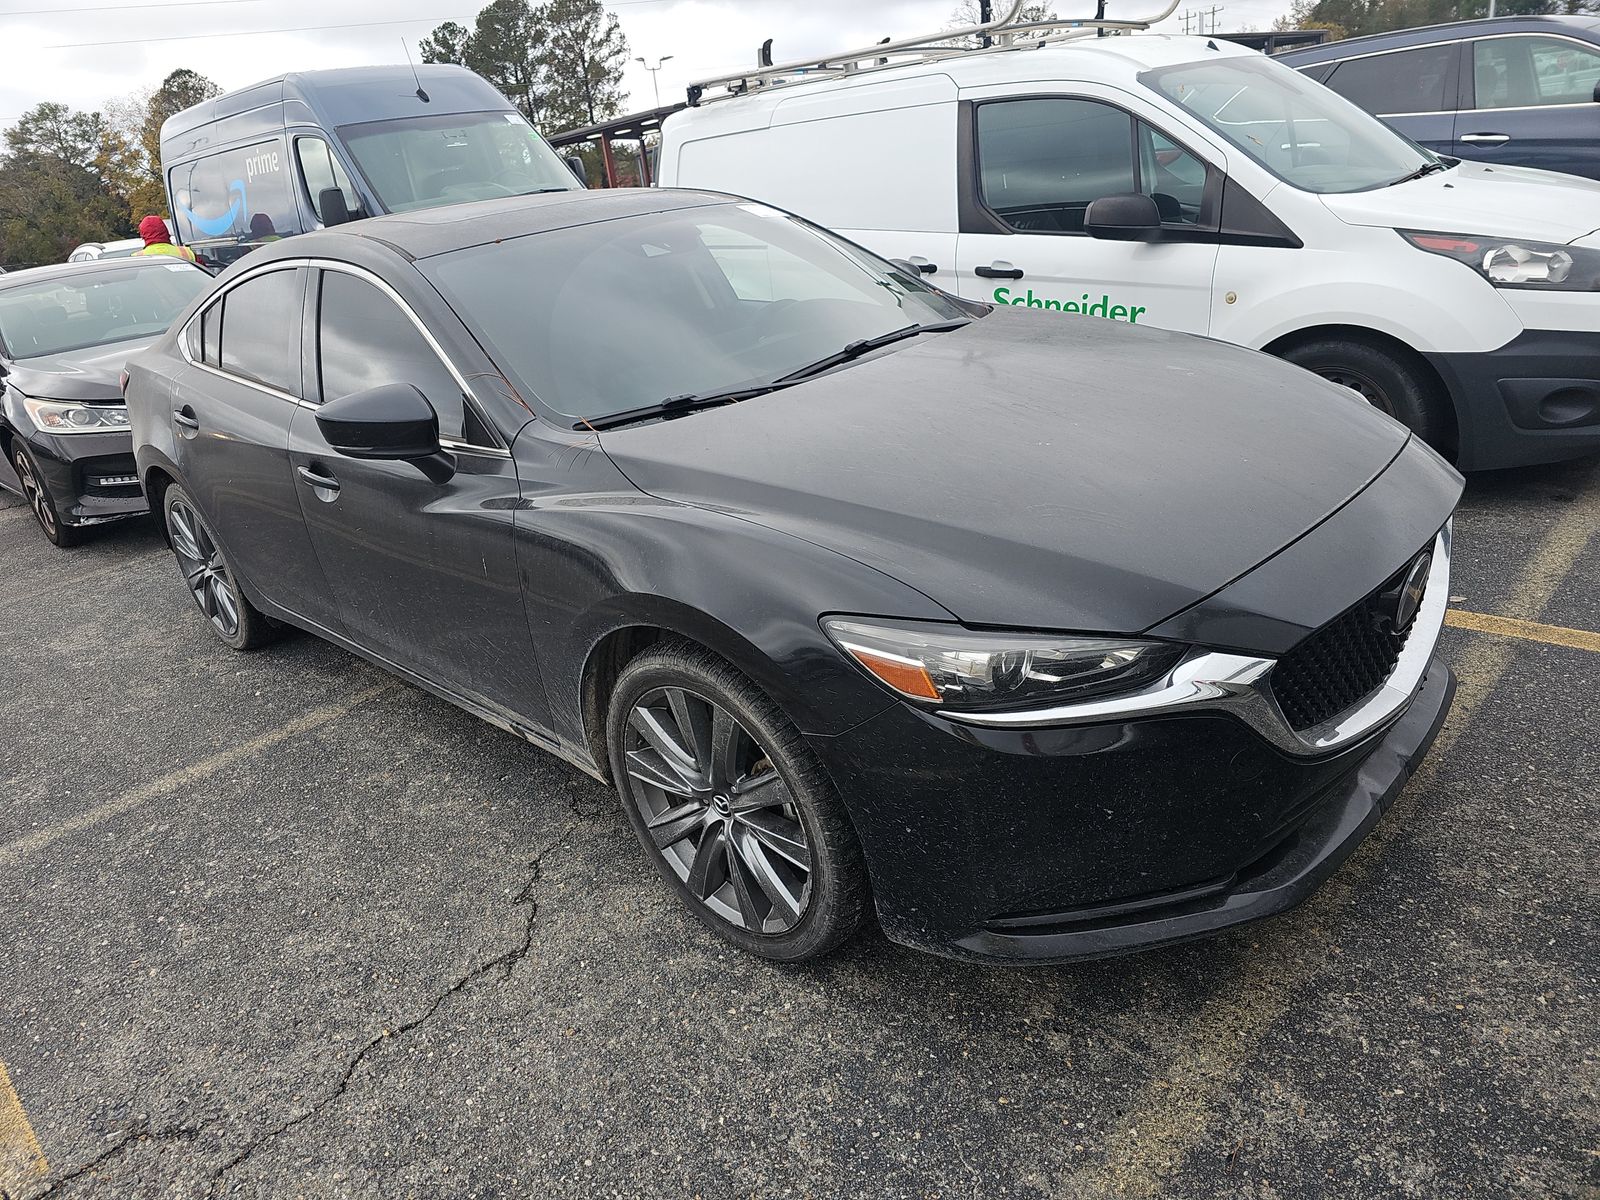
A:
[
  {"left": 580, "top": 385, "right": 781, "bottom": 431},
  {"left": 769, "top": 319, "right": 971, "bottom": 386},
  {"left": 579, "top": 319, "right": 971, "bottom": 432},
  {"left": 1389, "top": 160, "right": 1453, "bottom": 186}
]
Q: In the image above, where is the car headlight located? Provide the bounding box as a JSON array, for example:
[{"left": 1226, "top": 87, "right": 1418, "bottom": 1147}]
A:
[
  {"left": 1400, "top": 229, "right": 1600, "bottom": 290},
  {"left": 21, "top": 397, "right": 132, "bottom": 434},
  {"left": 821, "top": 617, "right": 1186, "bottom": 711}
]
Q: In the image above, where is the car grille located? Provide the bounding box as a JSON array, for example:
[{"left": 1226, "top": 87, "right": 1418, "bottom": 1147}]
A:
[{"left": 1269, "top": 556, "right": 1428, "bottom": 733}]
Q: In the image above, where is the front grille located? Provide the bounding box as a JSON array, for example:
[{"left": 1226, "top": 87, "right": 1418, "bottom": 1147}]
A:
[{"left": 1269, "top": 555, "right": 1428, "bottom": 732}]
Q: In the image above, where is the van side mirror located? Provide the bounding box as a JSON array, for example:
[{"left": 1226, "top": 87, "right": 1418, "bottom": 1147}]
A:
[
  {"left": 563, "top": 154, "right": 589, "bottom": 186},
  {"left": 318, "top": 187, "right": 355, "bottom": 227},
  {"left": 1084, "top": 193, "right": 1163, "bottom": 242},
  {"left": 316, "top": 383, "right": 451, "bottom": 477}
]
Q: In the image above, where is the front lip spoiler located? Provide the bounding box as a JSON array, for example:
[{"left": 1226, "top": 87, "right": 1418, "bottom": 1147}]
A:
[{"left": 938, "top": 524, "right": 1452, "bottom": 759}]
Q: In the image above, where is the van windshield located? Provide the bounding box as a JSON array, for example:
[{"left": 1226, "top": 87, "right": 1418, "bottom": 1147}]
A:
[
  {"left": 338, "top": 110, "right": 578, "bottom": 213},
  {"left": 1140, "top": 55, "right": 1434, "bottom": 193}
]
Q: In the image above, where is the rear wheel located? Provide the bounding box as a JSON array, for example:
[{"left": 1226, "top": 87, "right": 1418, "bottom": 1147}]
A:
[
  {"left": 1280, "top": 336, "right": 1448, "bottom": 450},
  {"left": 606, "top": 641, "right": 868, "bottom": 961},
  {"left": 163, "top": 484, "right": 273, "bottom": 651},
  {"left": 12, "top": 443, "right": 82, "bottom": 548}
]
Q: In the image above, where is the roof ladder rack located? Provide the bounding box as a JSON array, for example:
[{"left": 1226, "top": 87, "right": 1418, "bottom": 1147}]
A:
[{"left": 686, "top": 0, "right": 1183, "bottom": 106}]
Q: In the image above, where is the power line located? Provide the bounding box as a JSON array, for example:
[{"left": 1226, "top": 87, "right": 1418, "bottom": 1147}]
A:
[
  {"left": 0, "top": 0, "right": 260, "bottom": 16},
  {"left": 46, "top": 13, "right": 474, "bottom": 47}
]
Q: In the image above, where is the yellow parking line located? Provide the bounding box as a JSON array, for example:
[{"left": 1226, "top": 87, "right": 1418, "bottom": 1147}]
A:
[
  {"left": 1076, "top": 466, "right": 1600, "bottom": 1197},
  {"left": 0, "top": 681, "right": 399, "bottom": 872},
  {"left": 1446, "top": 608, "right": 1600, "bottom": 653},
  {"left": 0, "top": 1058, "right": 48, "bottom": 1192}
]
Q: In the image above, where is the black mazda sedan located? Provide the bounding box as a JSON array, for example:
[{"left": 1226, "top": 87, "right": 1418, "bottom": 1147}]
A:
[
  {"left": 125, "top": 190, "right": 1462, "bottom": 963},
  {"left": 0, "top": 257, "right": 212, "bottom": 546}
]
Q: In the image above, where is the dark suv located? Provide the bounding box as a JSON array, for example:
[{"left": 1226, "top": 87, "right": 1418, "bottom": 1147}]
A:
[{"left": 1280, "top": 16, "right": 1600, "bottom": 179}]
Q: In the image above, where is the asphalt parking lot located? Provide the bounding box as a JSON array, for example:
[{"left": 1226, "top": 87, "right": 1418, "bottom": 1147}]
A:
[{"left": 0, "top": 456, "right": 1595, "bottom": 1200}]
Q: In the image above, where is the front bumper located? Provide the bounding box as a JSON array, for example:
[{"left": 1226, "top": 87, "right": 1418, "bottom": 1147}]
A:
[
  {"left": 1426, "top": 330, "right": 1600, "bottom": 471},
  {"left": 22, "top": 430, "right": 146, "bottom": 525},
  {"left": 811, "top": 661, "right": 1454, "bottom": 963}
]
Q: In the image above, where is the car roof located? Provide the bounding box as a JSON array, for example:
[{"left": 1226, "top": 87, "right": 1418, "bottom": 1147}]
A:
[
  {"left": 668, "top": 32, "right": 1255, "bottom": 127},
  {"left": 0, "top": 256, "right": 204, "bottom": 291},
  {"left": 1277, "top": 14, "right": 1600, "bottom": 64},
  {"left": 243, "top": 187, "right": 739, "bottom": 264}
]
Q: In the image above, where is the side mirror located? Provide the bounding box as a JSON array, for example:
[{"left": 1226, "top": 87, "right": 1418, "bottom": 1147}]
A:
[
  {"left": 318, "top": 187, "right": 355, "bottom": 227},
  {"left": 563, "top": 154, "right": 589, "bottom": 186},
  {"left": 1084, "top": 193, "right": 1163, "bottom": 242},
  {"left": 315, "top": 383, "right": 446, "bottom": 467}
]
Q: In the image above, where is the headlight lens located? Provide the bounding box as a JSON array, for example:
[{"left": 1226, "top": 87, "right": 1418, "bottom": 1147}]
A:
[
  {"left": 1400, "top": 229, "right": 1600, "bottom": 290},
  {"left": 21, "top": 397, "right": 131, "bottom": 434},
  {"left": 822, "top": 617, "right": 1186, "bottom": 711}
]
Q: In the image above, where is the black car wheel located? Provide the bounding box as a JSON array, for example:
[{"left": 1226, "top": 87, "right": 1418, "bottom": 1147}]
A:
[
  {"left": 1281, "top": 337, "right": 1448, "bottom": 449},
  {"left": 607, "top": 641, "right": 868, "bottom": 961},
  {"left": 163, "top": 484, "right": 272, "bottom": 650},
  {"left": 11, "top": 443, "right": 83, "bottom": 548}
]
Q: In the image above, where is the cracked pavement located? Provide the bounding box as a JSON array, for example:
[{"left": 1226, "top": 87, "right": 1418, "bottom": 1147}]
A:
[{"left": 0, "top": 458, "right": 1595, "bottom": 1200}]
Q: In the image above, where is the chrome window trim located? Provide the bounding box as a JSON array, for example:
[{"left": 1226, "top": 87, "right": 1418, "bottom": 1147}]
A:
[
  {"left": 939, "top": 525, "right": 1452, "bottom": 759},
  {"left": 176, "top": 256, "right": 511, "bottom": 459}
]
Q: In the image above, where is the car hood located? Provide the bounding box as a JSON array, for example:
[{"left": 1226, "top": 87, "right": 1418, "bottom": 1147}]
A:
[
  {"left": 597, "top": 311, "right": 1411, "bottom": 635},
  {"left": 1320, "top": 160, "right": 1600, "bottom": 244},
  {"left": 4, "top": 336, "right": 156, "bottom": 402}
]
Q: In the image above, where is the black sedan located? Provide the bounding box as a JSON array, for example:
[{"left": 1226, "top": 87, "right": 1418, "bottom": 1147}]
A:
[
  {"left": 125, "top": 190, "right": 1462, "bottom": 963},
  {"left": 0, "top": 257, "right": 211, "bottom": 546}
]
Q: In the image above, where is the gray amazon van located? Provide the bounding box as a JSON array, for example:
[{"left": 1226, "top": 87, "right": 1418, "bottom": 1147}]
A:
[{"left": 160, "top": 64, "right": 582, "bottom": 267}]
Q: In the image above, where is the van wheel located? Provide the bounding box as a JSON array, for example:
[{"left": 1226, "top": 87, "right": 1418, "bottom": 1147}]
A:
[
  {"left": 606, "top": 640, "right": 869, "bottom": 961},
  {"left": 1280, "top": 337, "right": 1447, "bottom": 448}
]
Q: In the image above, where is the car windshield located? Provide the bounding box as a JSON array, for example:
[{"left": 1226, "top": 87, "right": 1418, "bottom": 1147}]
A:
[
  {"left": 423, "top": 201, "right": 970, "bottom": 423},
  {"left": 338, "top": 110, "right": 579, "bottom": 213},
  {"left": 1140, "top": 54, "right": 1433, "bottom": 193},
  {"left": 0, "top": 263, "right": 208, "bottom": 359}
]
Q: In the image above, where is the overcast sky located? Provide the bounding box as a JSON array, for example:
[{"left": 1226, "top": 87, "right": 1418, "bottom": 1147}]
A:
[{"left": 0, "top": 0, "right": 1293, "bottom": 134}]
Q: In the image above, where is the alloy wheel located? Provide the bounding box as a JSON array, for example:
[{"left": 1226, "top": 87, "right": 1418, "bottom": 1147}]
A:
[
  {"left": 13, "top": 449, "right": 58, "bottom": 538},
  {"left": 166, "top": 496, "right": 241, "bottom": 638},
  {"left": 621, "top": 686, "right": 813, "bottom": 935},
  {"left": 1317, "top": 367, "right": 1395, "bottom": 417}
]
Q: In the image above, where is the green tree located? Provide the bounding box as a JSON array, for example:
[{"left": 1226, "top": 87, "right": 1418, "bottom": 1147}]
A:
[
  {"left": 420, "top": 20, "right": 471, "bottom": 64},
  {"left": 0, "top": 102, "right": 129, "bottom": 266},
  {"left": 543, "top": 0, "right": 630, "bottom": 128},
  {"left": 470, "top": 0, "right": 551, "bottom": 124}
]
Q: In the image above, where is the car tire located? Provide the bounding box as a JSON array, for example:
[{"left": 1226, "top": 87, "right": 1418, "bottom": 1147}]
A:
[
  {"left": 606, "top": 640, "right": 869, "bottom": 961},
  {"left": 161, "top": 483, "right": 273, "bottom": 651},
  {"left": 11, "top": 443, "right": 84, "bottom": 548},
  {"left": 1280, "top": 337, "right": 1448, "bottom": 449}
]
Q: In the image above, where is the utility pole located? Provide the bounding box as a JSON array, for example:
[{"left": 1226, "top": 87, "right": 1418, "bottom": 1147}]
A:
[{"left": 635, "top": 55, "right": 674, "bottom": 109}]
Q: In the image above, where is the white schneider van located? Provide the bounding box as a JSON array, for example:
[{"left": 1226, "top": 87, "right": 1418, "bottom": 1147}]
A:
[{"left": 658, "top": 3, "right": 1600, "bottom": 470}]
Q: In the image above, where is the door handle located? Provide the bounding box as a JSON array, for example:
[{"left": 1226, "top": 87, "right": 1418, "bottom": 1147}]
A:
[
  {"left": 1459, "top": 133, "right": 1511, "bottom": 145},
  {"left": 975, "top": 262, "right": 1024, "bottom": 280},
  {"left": 173, "top": 407, "right": 199, "bottom": 434},
  {"left": 296, "top": 465, "right": 340, "bottom": 495},
  {"left": 907, "top": 257, "right": 939, "bottom": 274}
]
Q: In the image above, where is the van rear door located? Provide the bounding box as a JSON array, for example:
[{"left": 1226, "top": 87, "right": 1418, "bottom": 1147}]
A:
[{"left": 953, "top": 88, "right": 1220, "bottom": 335}]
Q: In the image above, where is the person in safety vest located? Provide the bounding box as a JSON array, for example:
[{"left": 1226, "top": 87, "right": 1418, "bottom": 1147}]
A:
[{"left": 134, "top": 216, "right": 196, "bottom": 263}]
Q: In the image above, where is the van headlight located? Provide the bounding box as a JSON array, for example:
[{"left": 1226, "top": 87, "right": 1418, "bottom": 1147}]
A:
[
  {"left": 822, "top": 617, "right": 1186, "bottom": 711},
  {"left": 22, "top": 397, "right": 132, "bottom": 433},
  {"left": 1400, "top": 230, "right": 1600, "bottom": 290}
]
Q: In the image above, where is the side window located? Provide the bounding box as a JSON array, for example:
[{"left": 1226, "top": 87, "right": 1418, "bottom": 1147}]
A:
[
  {"left": 316, "top": 271, "right": 474, "bottom": 444},
  {"left": 169, "top": 140, "right": 302, "bottom": 268},
  {"left": 1323, "top": 45, "right": 1457, "bottom": 114},
  {"left": 201, "top": 299, "right": 223, "bottom": 368},
  {"left": 1138, "top": 124, "right": 1206, "bottom": 225},
  {"left": 295, "top": 137, "right": 359, "bottom": 224},
  {"left": 976, "top": 98, "right": 1135, "bottom": 233},
  {"left": 1474, "top": 36, "right": 1600, "bottom": 109},
  {"left": 217, "top": 269, "right": 302, "bottom": 394}
]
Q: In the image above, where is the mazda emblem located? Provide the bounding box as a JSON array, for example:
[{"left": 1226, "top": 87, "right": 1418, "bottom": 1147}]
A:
[{"left": 1391, "top": 552, "right": 1431, "bottom": 634}]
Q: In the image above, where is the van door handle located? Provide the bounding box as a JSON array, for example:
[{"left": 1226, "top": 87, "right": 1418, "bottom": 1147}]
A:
[
  {"left": 907, "top": 256, "right": 938, "bottom": 274},
  {"left": 975, "top": 262, "right": 1024, "bottom": 280},
  {"left": 1459, "top": 133, "right": 1510, "bottom": 145},
  {"left": 297, "top": 465, "right": 340, "bottom": 496}
]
